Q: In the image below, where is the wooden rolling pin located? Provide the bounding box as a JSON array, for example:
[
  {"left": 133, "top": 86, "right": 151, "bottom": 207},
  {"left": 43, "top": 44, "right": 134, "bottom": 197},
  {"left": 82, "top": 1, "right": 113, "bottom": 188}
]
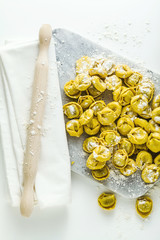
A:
[{"left": 20, "top": 24, "right": 52, "bottom": 217}]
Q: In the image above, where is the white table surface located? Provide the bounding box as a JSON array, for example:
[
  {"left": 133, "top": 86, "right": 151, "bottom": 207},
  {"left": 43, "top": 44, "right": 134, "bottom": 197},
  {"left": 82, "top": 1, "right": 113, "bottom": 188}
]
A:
[{"left": 1, "top": 0, "right": 160, "bottom": 240}]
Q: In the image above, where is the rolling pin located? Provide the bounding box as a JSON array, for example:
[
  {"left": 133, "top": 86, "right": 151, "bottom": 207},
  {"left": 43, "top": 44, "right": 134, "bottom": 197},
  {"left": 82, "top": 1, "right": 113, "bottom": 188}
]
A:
[{"left": 20, "top": 24, "right": 52, "bottom": 217}]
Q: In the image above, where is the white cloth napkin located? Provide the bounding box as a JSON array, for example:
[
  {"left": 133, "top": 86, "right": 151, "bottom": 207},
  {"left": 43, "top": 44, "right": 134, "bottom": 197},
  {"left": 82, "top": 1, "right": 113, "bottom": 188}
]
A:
[{"left": 0, "top": 39, "right": 71, "bottom": 208}]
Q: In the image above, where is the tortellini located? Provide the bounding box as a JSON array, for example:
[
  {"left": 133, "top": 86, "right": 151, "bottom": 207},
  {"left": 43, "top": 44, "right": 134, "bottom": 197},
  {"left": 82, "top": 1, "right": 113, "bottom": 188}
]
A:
[
  {"left": 134, "top": 118, "right": 150, "bottom": 133},
  {"left": 98, "top": 193, "right": 116, "bottom": 210},
  {"left": 78, "top": 95, "right": 95, "bottom": 109},
  {"left": 141, "top": 164, "right": 160, "bottom": 183},
  {"left": 121, "top": 105, "right": 137, "bottom": 119},
  {"left": 124, "top": 72, "right": 142, "bottom": 87},
  {"left": 136, "top": 78, "right": 154, "bottom": 102},
  {"left": 91, "top": 76, "right": 107, "bottom": 92},
  {"left": 84, "top": 117, "right": 101, "bottom": 135},
  {"left": 113, "top": 86, "right": 135, "bottom": 106},
  {"left": 79, "top": 109, "right": 94, "bottom": 125},
  {"left": 113, "top": 149, "right": 128, "bottom": 169},
  {"left": 92, "top": 165, "right": 110, "bottom": 181},
  {"left": 89, "top": 100, "right": 106, "bottom": 116},
  {"left": 120, "top": 158, "right": 137, "bottom": 176},
  {"left": 115, "top": 64, "right": 133, "bottom": 78},
  {"left": 136, "top": 196, "right": 153, "bottom": 218},
  {"left": 152, "top": 107, "right": 160, "bottom": 124},
  {"left": 86, "top": 82, "right": 102, "bottom": 98},
  {"left": 86, "top": 153, "right": 106, "bottom": 170},
  {"left": 83, "top": 136, "right": 102, "bottom": 153},
  {"left": 63, "top": 102, "right": 83, "bottom": 119},
  {"left": 97, "top": 107, "right": 116, "bottom": 125},
  {"left": 152, "top": 94, "right": 160, "bottom": 109},
  {"left": 76, "top": 56, "right": 93, "bottom": 74},
  {"left": 74, "top": 73, "right": 91, "bottom": 91},
  {"left": 105, "top": 75, "right": 122, "bottom": 91},
  {"left": 147, "top": 132, "right": 160, "bottom": 153},
  {"left": 128, "top": 127, "right": 148, "bottom": 145},
  {"left": 100, "top": 130, "right": 121, "bottom": 147},
  {"left": 64, "top": 80, "right": 81, "bottom": 99},
  {"left": 131, "top": 94, "right": 148, "bottom": 115},
  {"left": 154, "top": 154, "right": 160, "bottom": 167},
  {"left": 107, "top": 101, "right": 122, "bottom": 119},
  {"left": 117, "top": 116, "right": 134, "bottom": 136},
  {"left": 136, "top": 151, "right": 152, "bottom": 170},
  {"left": 66, "top": 119, "right": 83, "bottom": 137},
  {"left": 100, "top": 123, "right": 117, "bottom": 132},
  {"left": 93, "top": 146, "right": 111, "bottom": 162},
  {"left": 118, "top": 138, "right": 135, "bottom": 156},
  {"left": 149, "top": 120, "right": 160, "bottom": 133}
]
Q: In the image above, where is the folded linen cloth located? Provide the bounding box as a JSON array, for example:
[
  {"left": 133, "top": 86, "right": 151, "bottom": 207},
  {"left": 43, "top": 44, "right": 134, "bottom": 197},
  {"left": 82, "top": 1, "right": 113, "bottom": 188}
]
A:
[{"left": 0, "top": 38, "right": 71, "bottom": 208}]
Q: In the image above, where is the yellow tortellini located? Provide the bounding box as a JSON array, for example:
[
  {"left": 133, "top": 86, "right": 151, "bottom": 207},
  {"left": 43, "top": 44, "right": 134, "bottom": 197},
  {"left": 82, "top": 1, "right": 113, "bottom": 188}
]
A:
[
  {"left": 63, "top": 102, "right": 83, "bottom": 119},
  {"left": 91, "top": 76, "right": 107, "bottom": 92},
  {"left": 79, "top": 109, "right": 94, "bottom": 125},
  {"left": 118, "top": 138, "right": 135, "bottom": 156},
  {"left": 113, "top": 86, "right": 135, "bottom": 106},
  {"left": 84, "top": 117, "right": 101, "bottom": 135},
  {"left": 92, "top": 165, "right": 110, "bottom": 181},
  {"left": 93, "top": 146, "right": 111, "bottom": 162},
  {"left": 154, "top": 154, "right": 160, "bottom": 167},
  {"left": 74, "top": 73, "right": 91, "bottom": 91},
  {"left": 66, "top": 119, "right": 83, "bottom": 137},
  {"left": 136, "top": 79, "right": 154, "bottom": 102},
  {"left": 120, "top": 158, "right": 137, "bottom": 176},
  {"left": 89, "top": 100, "right": 106, "bottom": 116},
  {"left": 135, "top": 144, "right": 148, "bottom": 154},
  {"left": 139, "top": 106, "right": 152, "bottom": 119},
  {"left": 134, "top": 118, "right": 150, "bottom": 133},
  {"left": 128, "top": 127, "right": 148, "bottom": 145},
  {"left": 105, "top": 75, "right": 122, "bottom": 91},
  {"left": 100, "top": 123, "right": 117, "bottom": 132},
  {"left": 115, "top": 64, "right": 133, "bottom": 78},
  {"left": 97, "top": 107, "right": 116, "bottom": 125},
  {"left": 152, "top": 94, "right": 160, "bottom": 109},
  {"left": 113, "top": 149, "right": 128, "bottom": 169},
  {"left": 107, "top": 101, "right": 122, "bottom": 119},
  {"left": 136, "top": 196, "right": 153, "bottom": 218},
  {"left": 86, "top": 82, "right": 102, "bottom": 98},
  {"left": 64, "top": 80, "right": 81, "bottom": 99},
  {"left": 98, "top": 193, "right": 116, "bottom": 210},
  {"left": 76, "top": 56, "right": 93, "bottom": 74},
  {"left": 124, "top": 72, "right": 142, "bottom": 87},
  {"left": 121, "top": 105, "right": 137, "bottom": 119},
  {"left": 83, "top": 136, "right": 102, "bottom": 153},
  {"left": 78, "top": 95, "right": 95, "bottom": 110},
  {"left": 117, "top": 116, "right": 134, "bottom": 136},
  {"left": 152, "top": 107, "right": 160, "bottom": 124},
  {"left": 131, "top": 94, "right": 148, "bottom": 115},
  {"left": 147, "top": 132, "right": 160, "bottom": 153},
  {"left": 86, "top": 153, "right": 106, "bottom": 170},
  {"left": 136, "top": 151, "right": 152, "bottom": 170},
  {"left": 100, "top": 130, "right": 121, "bottom": 147},
  {"left": 141, "top": 164, "right": 160, "bottom": 183},
  {"left": 149, "top": 120, "right": 160, "bottom": 133}
]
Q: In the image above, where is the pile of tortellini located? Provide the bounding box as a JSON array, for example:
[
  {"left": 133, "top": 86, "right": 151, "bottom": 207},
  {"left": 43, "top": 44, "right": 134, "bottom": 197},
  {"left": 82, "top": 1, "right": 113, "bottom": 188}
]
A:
[{"left": 63, "top": 56, "right": 160, "bottom": 184}]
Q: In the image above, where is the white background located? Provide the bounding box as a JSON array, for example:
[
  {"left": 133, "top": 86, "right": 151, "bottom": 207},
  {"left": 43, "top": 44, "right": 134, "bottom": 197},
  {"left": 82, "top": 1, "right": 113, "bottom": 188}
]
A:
[{"left": 1, "top": 0, "right": 160, "bottom": 240}]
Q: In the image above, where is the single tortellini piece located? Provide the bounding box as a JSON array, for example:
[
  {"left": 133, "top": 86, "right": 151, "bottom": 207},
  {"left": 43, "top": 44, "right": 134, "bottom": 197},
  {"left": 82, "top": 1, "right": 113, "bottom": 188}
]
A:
[
  {"left": 124, "top": 72, "right": 142, "bottom": 87},
  {"left": 149, "top": 120, "right": 160, "bottom": 133},
  {"left": 120, "top": 158, "right": 137, "bottom": 176},
  {"left": 128, "top": 127, "right": 148, "bottom": 145},
  {"left": 93, "top": 146, "right": 111, "bottom": 162},
  {"left": 136, "top": 79, "right": 154, "bottom": 102},
  {"left": 113, "top": 86, "right": 135, "bottom": 106},
  {"left": 100, "top": 130, "right": 121, "bottom": 147},
  {"left": 136, "top": 151, "right": 152, "bottom": 170},
  {"left": 115, "top": 64, "right": 133, "bottom": 78},
  {"left": 86, "top": 153, "right": 106, "bottom": 170},
  {"left": 147, "top": 132, "right": 160, "bottom": 153},
  {"left": 100, "top": 123, "right": 117, "bottom": 132},
  {"left": 84, "top": 117, "right": 101, "bottom": 135},
  {"left": 113, "top": 149, "right": 128, "bottom": 169},
  {"left": 76, "top": 56, "right": 93, "bottom": 74},
  {"left": 63, "top": 102, "right": 83, "bottom": 119},
  {"left": 105, "top": 75, "right": 122, "bottom": 91},
  {"left": 152, "top": 94, "right": 160, "bottom": 109},
  {"left": 141, "top": 164, "right": 160, "bottom": 183},
  {"left": 64, "top": 80, "right": 81, "bottom": 99},
  {"left": 89, "top": 100, "right": 106, "bottom": 116},
  {"left": 131, "top": 94, "right": 148, "bottom": 115},
  {"left": 117, "top": 116, "right": 134, "bottom": 136},
  {"left": 139, "top": 106, "right": 152, "bottom": 119},
  {"left": 107, "top": 101, "right": 122, "bottom": 119},
  {"left": 86, "top": 82, "right": 102, "bottom": 98},
  {"left": 78, "top": 95, "right": 95, "bottom": 110},
  {"left": 79, "top": 109, "right": 94, "bottom": 125},
  {"left": 113, "top": 86, "right": 126, "bottom": 102},
  {"left": 121, "top": 105, "right": 137, "bottom": 119},
  {"left": 91, "top": 76, "right": 107, "bottom": 92},
  {"left": 92, "top": 165, "right": 110, "bottom": 181},
  {"left": 66, "top": 119, "right": 83, "bottom": 137},
  {"left": 118, "top": 138, "right": 135, "bottom": 156},
  {"left": 98, "top": 193, "right": 116, "bottom": 210},
  {"left": 154, "top": 154, "right": 160, "bottom": 167},
  {"left": 97, "top": 107, "right": 117, "bottom": 125},
  {"left": 152, "top": 107, "right": 160, "bottom": 124},
  {"left": 136, "top": 196, "right": 153, "bottom": 218},
  {"left": 83, "top": 136, "right": 101, "bottom": 153},
  {"left": 134, "top": 118, "right": 150, "bottom": 133},
  {"left": 74, "top": 73, "right": 91, "bottom": 91}
]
